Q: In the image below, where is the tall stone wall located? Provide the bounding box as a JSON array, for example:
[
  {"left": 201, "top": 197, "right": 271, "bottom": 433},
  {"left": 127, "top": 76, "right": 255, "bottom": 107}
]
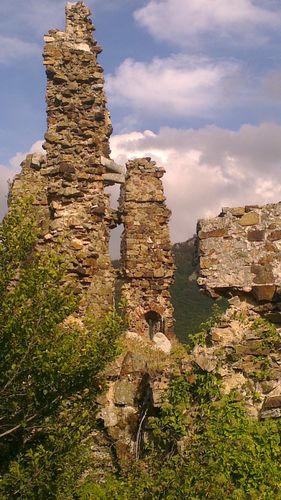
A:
[
  {"left": 197, "top": 203, "right": 281, "bottom": 305},
  {"left": 119, "top": 158, "right": 175, "bottom": 338},
  {"left": 41, "top": 1, "right": 116, "bottom": 315}
]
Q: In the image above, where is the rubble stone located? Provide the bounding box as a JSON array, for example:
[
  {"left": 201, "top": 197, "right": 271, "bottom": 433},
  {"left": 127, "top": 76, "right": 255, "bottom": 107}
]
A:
[
  {"left": 189, "top": 303, "right": 281, "bottom": 418},
  {"left": 153, "top": 332, "right": 172, "bottom": 354}
]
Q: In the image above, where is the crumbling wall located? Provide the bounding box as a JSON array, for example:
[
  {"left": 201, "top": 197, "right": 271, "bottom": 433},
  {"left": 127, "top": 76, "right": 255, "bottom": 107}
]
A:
[
  {"left": 197, "top": 203, "right": 281, "bottom": 304},
  {"left": 191, "top": 300, "right": 281, "bottom": 420},
  {"left": 4, "top": 0, "right": 179, "bottom": 476},
  {"left": 10, "top": 153, "right": 48, "bottom": 219},
  {"left": 195, "top": 204, "right": 281, "bottom": 420},
  {"left": 119, "top": 158, "right": 175, "bottom": 338},
  {"left": 40, "top": 2, "right": 116, "bottom": 315}
]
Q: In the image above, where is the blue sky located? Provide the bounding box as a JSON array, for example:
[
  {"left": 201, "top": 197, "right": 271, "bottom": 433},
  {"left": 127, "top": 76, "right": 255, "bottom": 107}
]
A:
[{"left": 2, "top": 0, "right": 281, "bottom": 249}]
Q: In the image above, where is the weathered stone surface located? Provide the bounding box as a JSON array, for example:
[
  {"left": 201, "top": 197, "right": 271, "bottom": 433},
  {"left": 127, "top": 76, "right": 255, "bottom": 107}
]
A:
[
  {"left": 260, "top": 396, "right": 281, "bottom": 419},
  {"left": 197, "top": 203, "right": 281, "bottom": 301},
  {"left": 40, "top": 2, "right": 117, "bottom": 316},
  {"left": 247, "top": 230, "right": 265, "bottom": 242},
  {"left": 199, "top": 228, "right": 228, "bottom": 239},
  {"left": 120, "top": 352, "right": 147, "bottom": 375},
  {"left": 222, "top": 372, "right": 247, "bottom": 394},
  {"left": 189, "top": 303, "right": 281, "bottom": 419},
  {"left": 252, "top": 285, "right": 276, "bottom": 302},
  {"left": 9, "top": 154, "right": 49, "bottom": 227},
  {"left": 153, "top": 332, "right": 172, "bottom": 353},
  {"left": 222, "top": 206, "right": 245, "bottom": 216},
  {"left": 151, "top": 376, "right": 170, "bottom": 407},
  {"left": 268, "top": 230, "right": 281, "bottom": 241},
  {"left": 113, "top": 379, "right": 140, "bottom": 406},
  {"left": 211, "top": 323, "right": 244, "bottom": 346},
  {"left": 119, "top": 158, "right": 175, "bottom": 338},
  {"left": 239, "top": 212, "right": 260, "bottom": 226},
  {"left": 262, "top": 395, "right": 281, "bottom": 410},
  {"left": 192, "top": 346, "right": 217, "bottom": 372}
]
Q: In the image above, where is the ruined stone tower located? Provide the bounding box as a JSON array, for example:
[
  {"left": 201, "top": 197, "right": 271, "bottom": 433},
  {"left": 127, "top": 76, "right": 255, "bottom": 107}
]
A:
[
  {"left": 9, "top": 2, "right": 175, "bottom": 329},
  {"left": 41, "top": 1, "right": 117, "bottom": 315},
  {"left": 119, "top": 158, "right": 175, "bottom": 337}
]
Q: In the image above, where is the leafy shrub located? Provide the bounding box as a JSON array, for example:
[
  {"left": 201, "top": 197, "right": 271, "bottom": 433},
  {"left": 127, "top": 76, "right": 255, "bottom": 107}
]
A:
[
  {"left": 82, "top": 375, "right": 281, "bottom": 499},
  {"left": 0, "top": 199, "right": 125, "bottom": 498}
]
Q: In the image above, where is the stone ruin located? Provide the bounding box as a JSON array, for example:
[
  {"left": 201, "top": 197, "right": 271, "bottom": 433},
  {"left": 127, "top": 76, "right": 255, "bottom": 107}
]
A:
[
  {"left": 10, "top": 2, "right": 175, "bottom": 337},
  {"left": 6, "top": 1, "right": 281, "bottom": 468},
  {"left": 196, "top": 204, "right": 281, "bottom": 420},
  {"left": 197, "top": 203, "right": 281, "bottom": 320},
  {"left": 120, "top": 159, "right": 175, "bottom": 338}
]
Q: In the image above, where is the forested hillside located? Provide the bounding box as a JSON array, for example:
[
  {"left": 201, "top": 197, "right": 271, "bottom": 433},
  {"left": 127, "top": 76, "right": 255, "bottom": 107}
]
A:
[{"left": 171, "top": 238, "right": 215, "bottom": 341}]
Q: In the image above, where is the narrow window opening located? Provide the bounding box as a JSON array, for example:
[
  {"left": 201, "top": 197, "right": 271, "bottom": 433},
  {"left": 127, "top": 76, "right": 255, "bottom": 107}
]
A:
[
  {"left": 144, "top": 311, "right": 163, "bottom": 339},
  {"left": 105, "top": 185, "right": 123, "bottom": 308}
]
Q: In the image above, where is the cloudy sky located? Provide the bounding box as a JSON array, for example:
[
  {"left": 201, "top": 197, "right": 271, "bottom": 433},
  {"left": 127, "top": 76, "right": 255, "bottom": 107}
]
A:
[{"left": 2, "top": 0, "right": 281, "bottom": 255}]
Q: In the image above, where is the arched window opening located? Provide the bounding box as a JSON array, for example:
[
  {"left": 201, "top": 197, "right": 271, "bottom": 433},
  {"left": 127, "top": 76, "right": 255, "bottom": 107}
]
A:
[{"left": 144, "top": 311, "right": 163, "bottom": 339}]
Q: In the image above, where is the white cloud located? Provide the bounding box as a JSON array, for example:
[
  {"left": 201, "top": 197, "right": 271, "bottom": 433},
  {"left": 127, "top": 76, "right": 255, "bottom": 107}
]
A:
[
  {"left": 134, "top": 0, "right": 280, "bottom": 47},
  {"left": 0, "top": 35, "right": 40, "bottom": 64},
  {"left": 261, "top": 70, "right": 281, "bottom": 102},
  {"left": 110, "top": 122, "right": 281, "bottom": 243},
  {"left": 107, "top": 54, "right": 241, "bottom": 118}
]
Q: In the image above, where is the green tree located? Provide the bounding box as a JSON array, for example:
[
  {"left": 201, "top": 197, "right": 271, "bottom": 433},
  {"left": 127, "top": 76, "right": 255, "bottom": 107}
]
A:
[{"left": 0, "top": 198, "right": 125, "bottom": 498}]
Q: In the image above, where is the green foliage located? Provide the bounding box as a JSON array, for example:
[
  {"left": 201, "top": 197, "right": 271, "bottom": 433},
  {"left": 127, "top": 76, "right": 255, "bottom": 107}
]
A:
[
  {"left": 250, "top": 317, "right": 280, "bottom": 348},
  {"left": 0, "top": 199, "right": 125, "bottom": 498},
  {"left": 187, "top": 302, "right": 225, "bottom": 352},
  {"left": 0, "top": 196, "right": 38, "bottom": 295},
  {"left": 85, "top": 381, "right": 281, "bottom": 500}
]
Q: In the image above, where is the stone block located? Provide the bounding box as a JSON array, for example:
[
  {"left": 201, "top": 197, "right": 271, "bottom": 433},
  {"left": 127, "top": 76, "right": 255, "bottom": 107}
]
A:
[
  {"left": 252, "top": 285, "right": 276, "bottom": 302},
  {"left": 153, "top": 333, "right": 171, "bottom": 354},
  {"left": 192, "top": 347, "right": 217, "bottom": 372},
  {"left": 251, "top": 264, "right": 274, "bottom": 284},
  {"left": 239, "top": 212, "right": 259, "bottom": 226},
  {"left": 268, "top": 230, "right": 281, "bottom": 241},
  {"left": 247, "top": 230, "right": 265, "bottom": 242},
  {"left": 113, "top": 380, "right": 140, "bottom": 406},
  {"left": 261, "top": 395, "right": 281, "bottom": 413},
  {"left": 199, "top": 228, "right": 228, "bottom": 239}
]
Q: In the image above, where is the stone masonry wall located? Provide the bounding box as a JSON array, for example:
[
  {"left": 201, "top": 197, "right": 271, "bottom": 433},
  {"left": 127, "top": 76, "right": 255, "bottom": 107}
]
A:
[
  {"left": 9, "top": 153, "right": 50, "bottom": 239},
  {"left": 195, "top": 204, "right": 281, "bottom": 421},
  {"left": 197, "top": 203, "right": 281, "bottom": 304},
  {"left": 41, "top": 2, "right": 116, "bottom": 315},
  {"left": 119, "top": 158, "right": 175, "bottom": 338}
]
